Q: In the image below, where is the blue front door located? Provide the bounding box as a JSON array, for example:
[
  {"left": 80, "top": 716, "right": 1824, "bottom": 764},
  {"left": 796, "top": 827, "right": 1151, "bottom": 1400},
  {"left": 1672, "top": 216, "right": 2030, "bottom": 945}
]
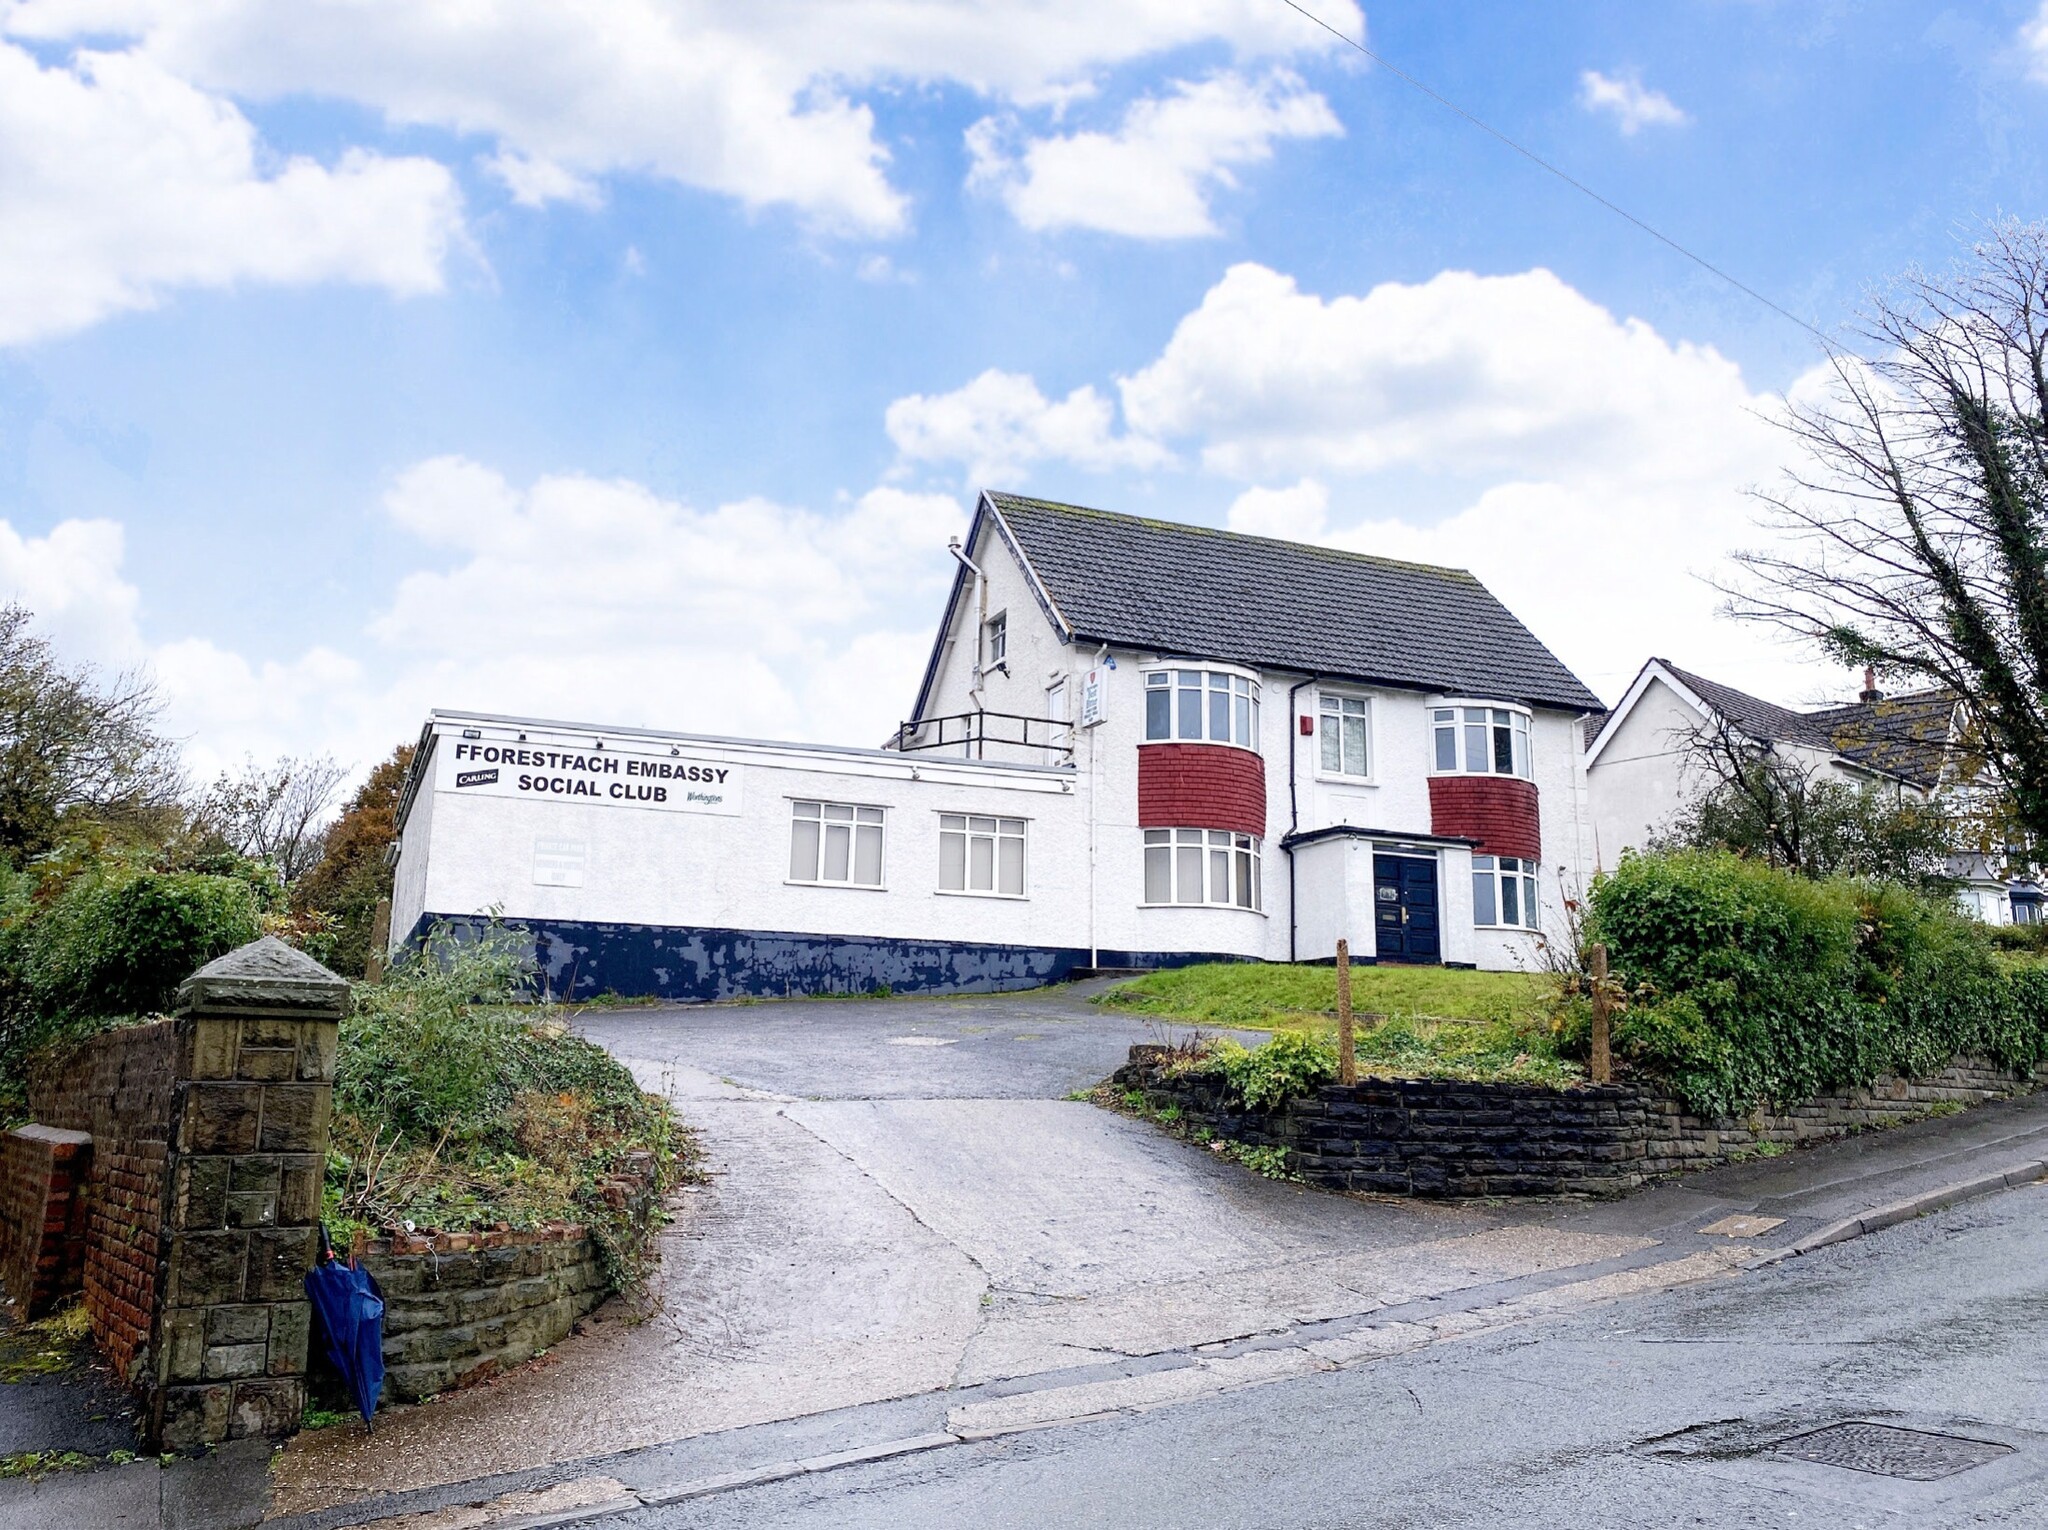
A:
[{"left": 1373, "top": 854, "right": 1441, "bottom": 964}]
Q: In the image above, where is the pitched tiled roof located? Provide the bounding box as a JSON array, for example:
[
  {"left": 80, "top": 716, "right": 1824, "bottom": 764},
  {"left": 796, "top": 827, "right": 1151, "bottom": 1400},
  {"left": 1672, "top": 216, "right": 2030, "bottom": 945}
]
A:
[
  {"left": 985, "top": 493, "right": 1604, "bottom": 713},
  {"left": 1657, "top": 658, "right": 1957, "bottom": 789}
]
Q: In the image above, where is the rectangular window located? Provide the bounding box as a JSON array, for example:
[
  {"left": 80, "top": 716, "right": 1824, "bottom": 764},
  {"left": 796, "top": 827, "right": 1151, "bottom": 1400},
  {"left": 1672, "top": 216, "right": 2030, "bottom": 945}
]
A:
[
  {"left": 1433, "top": 709, "right": 1457, "bottom": 771},
  {"left": 1472, "top": 854, "right": 1538, "bottom": 928},
  {"left": 1145, "top": 668, "right": 1262, "bottom": 747},
  {"left": 985, "top": 612, "right": 1006, "bottom": 668},
  {"left": 1143, "top": 828, "right": 1262, "bottom": 908},
  {"left": 790, "top": 800, "right": 885, "bottom": 887},
  {"left": 1145, "top": 672, "right": 1171, "bottom": 740},
  {"left": 939, "top": 814, "right": 1027, "bottom": 896},
  {"left": 1318, "top": 692, "right": 1370, "bottom": 777}
]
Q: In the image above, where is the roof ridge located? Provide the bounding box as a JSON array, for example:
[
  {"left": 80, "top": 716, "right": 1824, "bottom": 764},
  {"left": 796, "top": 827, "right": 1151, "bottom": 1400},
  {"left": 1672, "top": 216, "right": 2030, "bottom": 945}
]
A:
[{"left": 985, "top": 489, "right": 1483, "bottom": 585}]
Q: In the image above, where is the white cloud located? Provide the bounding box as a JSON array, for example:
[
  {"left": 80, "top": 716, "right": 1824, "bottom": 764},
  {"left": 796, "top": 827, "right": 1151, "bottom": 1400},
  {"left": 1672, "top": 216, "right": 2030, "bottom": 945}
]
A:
[
  {"left": 4, "top": 0, "right": 1359, "bottom": 243},
  {"left": 885, "top": 369, "right": 1170, "bottom": 487},
  {"left": 967, "top": 69, "right": 1340, "bottom": 238},
  {"left": 1577, "top": 70, "right": 1687, "bottom": 135},
  {"left": 482, "top": 150, "right": 602, "bottom": 210},
  {"left": 0, "top": 40, "right": 463, "bottom": 345},
  {"left": 1225, "top": 478, "right": 1329, "bottom": 541},
  {"left": 1118, "top": 262, "right": 1757, "bottom": 484},
  {"left": 2023, "top": 4, "right": 2048, "bottom": 82},
  {"left": 0, "top": 516, "right": 144, "bottom": 666}
]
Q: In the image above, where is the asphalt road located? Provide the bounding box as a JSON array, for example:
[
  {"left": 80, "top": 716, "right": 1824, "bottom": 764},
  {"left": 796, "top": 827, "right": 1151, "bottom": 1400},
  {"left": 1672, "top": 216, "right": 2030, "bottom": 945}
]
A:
[{"left": 609, "top": 1181, "right": 2048, "bottom": 1529}]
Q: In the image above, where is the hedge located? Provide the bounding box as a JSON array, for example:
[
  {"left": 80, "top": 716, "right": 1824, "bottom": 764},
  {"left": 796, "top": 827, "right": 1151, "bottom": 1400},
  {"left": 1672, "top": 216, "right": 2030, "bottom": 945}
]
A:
[{"left": 1587, "top": 850, "right": 2048, "bottom": 1117}]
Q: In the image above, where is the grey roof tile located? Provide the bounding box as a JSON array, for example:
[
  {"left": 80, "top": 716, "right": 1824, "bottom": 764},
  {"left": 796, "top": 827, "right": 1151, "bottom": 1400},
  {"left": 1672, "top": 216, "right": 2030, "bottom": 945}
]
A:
[{"left": 986, "top": 493, "right": 1604, "bottom": 713}]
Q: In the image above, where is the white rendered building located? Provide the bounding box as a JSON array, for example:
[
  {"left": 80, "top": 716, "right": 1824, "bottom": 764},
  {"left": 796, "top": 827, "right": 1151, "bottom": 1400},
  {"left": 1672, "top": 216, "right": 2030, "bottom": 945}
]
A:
[{"left": 389, "top": 493, "right": 1607, "bottom": 999}]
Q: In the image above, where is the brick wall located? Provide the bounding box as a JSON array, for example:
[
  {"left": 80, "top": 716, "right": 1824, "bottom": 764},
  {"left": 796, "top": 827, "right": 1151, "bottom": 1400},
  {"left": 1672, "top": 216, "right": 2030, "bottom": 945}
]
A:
[
  {"left": 28, "top": 1020, "right": 178, "bottom": 1381},
  {"left": 1138, "top": 744, "right": 1266, "bottom": 836},
  {"left": 0, "top": 1125, "right": 92, "bottom": 1318},
  {"left": 1427, "top": 775, "right": 1540, "bottom": 860},
  {"left": 1116, "top": 1047, "right": 2048, "bottom": 1198}
]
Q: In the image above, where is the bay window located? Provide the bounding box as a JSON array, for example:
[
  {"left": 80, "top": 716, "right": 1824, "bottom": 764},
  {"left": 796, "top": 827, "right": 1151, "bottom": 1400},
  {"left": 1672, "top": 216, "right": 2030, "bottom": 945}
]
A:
[
  {"left": 940, "top": 814, "right": 1026, "bottom": 897},
  {"left": 1318, "top": 692, "right": 1371, "bottom": 777},
  {"left": 1143, "top": 828, "right": 1262, "bottom": 909},
  {"left": 1432, "top": 705, "right": 1531, "bottom": 778},
  {"left": 1472, "top": 855, "right": 1539, "bottom": 929},
  {"left": 1144, "top": 669, "right": 1261, "bottom": 748},
  {"left": 789, "top": 800, "right": 885, "bottom": 887}
]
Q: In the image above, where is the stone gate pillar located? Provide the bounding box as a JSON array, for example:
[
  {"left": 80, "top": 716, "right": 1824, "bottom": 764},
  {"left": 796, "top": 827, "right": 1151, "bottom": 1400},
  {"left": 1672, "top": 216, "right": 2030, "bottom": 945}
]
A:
[{"left": 149, "top": 936, "right": 347, "bottom": 1449}]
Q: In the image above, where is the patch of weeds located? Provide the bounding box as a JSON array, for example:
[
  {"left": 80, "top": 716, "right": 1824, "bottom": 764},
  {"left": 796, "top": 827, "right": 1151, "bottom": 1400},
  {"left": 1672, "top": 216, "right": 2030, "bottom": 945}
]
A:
[
  {"left": 1724, "top": 1140, "right": 1793, "bottom": 1163},
  {"left": 1210, "top": 1140, "right": 1300, "bottom": 1182},
  {"left": 1921, "top": 1100, "right": 1967, "bottom": 1119},
  {"left": 0, "top": 1301, "right": 94, "bottom": 1383},
  {"left": 0, "top": 1449, "right": 127, "bottom": 1480},
  {"left": 299, "top": 1406, "right": 354, "bottom": 1431}
]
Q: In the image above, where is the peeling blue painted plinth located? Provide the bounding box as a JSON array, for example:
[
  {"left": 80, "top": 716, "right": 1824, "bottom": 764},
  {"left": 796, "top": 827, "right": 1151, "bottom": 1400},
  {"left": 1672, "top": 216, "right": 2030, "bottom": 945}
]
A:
[{"left": 403, "top": 914, "right": 1227, "bottom": 1002}]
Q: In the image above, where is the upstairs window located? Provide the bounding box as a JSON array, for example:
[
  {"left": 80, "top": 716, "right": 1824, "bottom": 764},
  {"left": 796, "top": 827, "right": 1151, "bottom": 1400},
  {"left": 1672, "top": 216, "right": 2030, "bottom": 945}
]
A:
[
  {"left": 1318, "top": 692, "right": 1371, "bottom": 778},
  {"left": 1472, "top": 855, "right": 1539, "bottom": 928},
  {"left": 1432, "top": 705, "right": 1531, "bottom": 778},
  {"left": 790, "top": 801, "right": 885, "bottom": 887},
  {"left": 940, "top": 814, "right": 1026, "bottom": 897},
  {"left": 984, "top": 612, "right": 1007, "bottom": 669},
  {"left": 1143, "top": 669, "right": 1260, "bottom": 748}
]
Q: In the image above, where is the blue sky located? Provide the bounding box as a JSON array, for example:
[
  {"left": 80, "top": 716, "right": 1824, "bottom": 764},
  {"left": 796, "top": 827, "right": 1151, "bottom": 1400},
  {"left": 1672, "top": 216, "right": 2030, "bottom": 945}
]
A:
[{"left": 1, "top": 0, "right": 2045, "bottom": 777}]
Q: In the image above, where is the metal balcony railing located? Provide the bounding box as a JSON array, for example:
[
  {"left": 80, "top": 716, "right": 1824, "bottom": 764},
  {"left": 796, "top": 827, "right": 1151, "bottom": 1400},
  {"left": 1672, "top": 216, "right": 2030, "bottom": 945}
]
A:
[{"left": 888, "top": 710, "right": 1074, "bottom": 765}]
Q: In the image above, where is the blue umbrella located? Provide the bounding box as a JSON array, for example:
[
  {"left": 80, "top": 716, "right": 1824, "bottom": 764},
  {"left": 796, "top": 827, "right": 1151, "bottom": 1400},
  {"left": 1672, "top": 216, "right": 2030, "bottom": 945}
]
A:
[{"left": 305, "top": 1225, "right": 386, "bottom": 1429}]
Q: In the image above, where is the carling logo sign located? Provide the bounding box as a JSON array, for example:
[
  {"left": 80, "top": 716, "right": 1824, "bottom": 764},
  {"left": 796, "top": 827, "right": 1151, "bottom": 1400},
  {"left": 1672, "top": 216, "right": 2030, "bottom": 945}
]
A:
[{"left": 437, "top": 736, "right": 742, "bottom": 815}]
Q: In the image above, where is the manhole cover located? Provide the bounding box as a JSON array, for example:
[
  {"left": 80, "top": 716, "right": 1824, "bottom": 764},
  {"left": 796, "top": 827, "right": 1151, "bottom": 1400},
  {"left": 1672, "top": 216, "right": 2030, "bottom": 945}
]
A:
[{"left": 1770, "top": 1422, "right": 2013, "bottom": 1480}]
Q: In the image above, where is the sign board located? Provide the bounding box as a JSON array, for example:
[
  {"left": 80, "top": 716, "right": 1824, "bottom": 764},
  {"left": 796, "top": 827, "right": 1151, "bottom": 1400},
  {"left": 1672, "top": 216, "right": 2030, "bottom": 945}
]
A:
[
  {"left": 532, "top": 838, "right": 586, "bottom": 887},
  {"left": 1078, "top": 666, "right": 1108, "bottom": 729},
  {"left": 437, "top": 737, "right": 742, "bottom": 815}
]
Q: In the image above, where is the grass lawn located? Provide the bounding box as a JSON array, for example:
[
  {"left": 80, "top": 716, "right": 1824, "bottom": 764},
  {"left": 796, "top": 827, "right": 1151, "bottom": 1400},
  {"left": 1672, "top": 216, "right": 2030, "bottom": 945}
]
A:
[{"left": 1098, "top": 961, "right": 1551, "bottom": 1032}]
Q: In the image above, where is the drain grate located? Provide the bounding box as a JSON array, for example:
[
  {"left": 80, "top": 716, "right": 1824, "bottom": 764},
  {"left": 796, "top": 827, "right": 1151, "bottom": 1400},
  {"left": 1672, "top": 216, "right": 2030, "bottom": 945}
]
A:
[{"left": 1770, "top": 1422, "right": 2013, "bottom": 1480}]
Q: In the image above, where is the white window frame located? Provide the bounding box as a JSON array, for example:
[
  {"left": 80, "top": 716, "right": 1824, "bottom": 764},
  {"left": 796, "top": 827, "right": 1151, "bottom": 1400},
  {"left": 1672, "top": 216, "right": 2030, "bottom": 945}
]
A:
[
  {"left": 1315, "top": 690, "right": 1372, "bottom": 780},
  {"left": 938, "top": 812, "right": 1028, "bottom": 899},
  {"left": 1431, "top": 701, "right": 1533, "bottom": 780},
  {"left": 984, "top": 611, "right": 1007, "bottom": 669},
  {"left": 787, "top": 799, "right": 887, "bottom": 889},
  {"left": 1140, "top": 664, "right": 1262, "bottom": 751},
  {"left": 1471, "top": 854, "right": 1540, "bottom": 929},
  {"left": 1142, "top": 828, "right": 1263, "bottom": 911}
]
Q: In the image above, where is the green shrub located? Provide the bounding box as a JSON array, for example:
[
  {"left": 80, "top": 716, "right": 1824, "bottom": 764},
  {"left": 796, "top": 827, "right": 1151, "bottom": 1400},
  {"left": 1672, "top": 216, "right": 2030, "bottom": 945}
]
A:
[
  {"left": 1587, "top": 850, "right": 2048, "bottom": 1117},
  {"left": 1989, "top": 921, "right": 2048, "bottom": 955},
  {"left": 1202, "top": 1031, "right": 1337, "bottom": 1111},
  {"left": 0, "top": 869, "right": 262, "bottom": 1119}
]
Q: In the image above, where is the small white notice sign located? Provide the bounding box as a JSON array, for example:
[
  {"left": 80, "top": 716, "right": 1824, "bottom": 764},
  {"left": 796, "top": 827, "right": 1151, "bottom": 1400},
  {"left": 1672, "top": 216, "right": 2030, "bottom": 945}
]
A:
[
  {"left": 533, "top": 838, "right": 586, "bottom": 887},
  {"left": 1078, "top": 666, "right": 1107, "bottom": 728}
]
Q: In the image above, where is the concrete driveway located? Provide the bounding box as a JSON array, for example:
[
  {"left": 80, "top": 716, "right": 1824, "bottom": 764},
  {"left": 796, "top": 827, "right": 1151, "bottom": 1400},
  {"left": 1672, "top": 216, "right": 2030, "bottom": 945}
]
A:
[{"left": 268, "top": 983, "right": 1657, "bottom": 1515}]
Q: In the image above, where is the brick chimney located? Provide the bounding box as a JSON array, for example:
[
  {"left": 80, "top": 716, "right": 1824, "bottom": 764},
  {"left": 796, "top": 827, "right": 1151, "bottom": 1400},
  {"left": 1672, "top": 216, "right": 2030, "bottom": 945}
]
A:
[{"left": 1859, "top": 665, "right": 1883, "bottom": 703}]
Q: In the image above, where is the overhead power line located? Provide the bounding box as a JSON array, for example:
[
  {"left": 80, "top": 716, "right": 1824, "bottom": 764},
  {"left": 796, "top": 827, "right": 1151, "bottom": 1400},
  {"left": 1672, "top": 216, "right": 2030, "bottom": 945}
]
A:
[{"left": 1277, "top": 0, "right": 1838, "bottom": 353}]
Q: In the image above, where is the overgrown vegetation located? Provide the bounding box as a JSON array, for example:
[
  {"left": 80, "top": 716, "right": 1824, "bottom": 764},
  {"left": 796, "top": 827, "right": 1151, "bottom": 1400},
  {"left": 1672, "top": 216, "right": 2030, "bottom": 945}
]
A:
[
  {"left": 1578, "top": 849, "right": 2048, "bottom": 1117},
  {"left": 326, "top": 924, "right": 688, "bottom": 1286}
]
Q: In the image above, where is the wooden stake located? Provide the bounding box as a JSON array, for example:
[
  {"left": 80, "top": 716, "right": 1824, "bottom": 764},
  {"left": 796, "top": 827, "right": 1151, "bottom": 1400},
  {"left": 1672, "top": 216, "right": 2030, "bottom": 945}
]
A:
[
  {"left": 1590, "top": 941, "right": 1612, "bottom": 1085},
  {"left": 1335, "top": 937, "right": 1357, "bottom": 1086},
  {"left": 366, "top": 896, "right": 392, "bottom": 983}
]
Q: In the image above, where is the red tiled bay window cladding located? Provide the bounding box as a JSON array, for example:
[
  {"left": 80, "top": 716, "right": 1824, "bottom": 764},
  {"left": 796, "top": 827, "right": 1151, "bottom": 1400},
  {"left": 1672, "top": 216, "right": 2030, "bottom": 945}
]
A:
[
  {"left": 1139, "top": 744, "right": 1266, "bottom": 837},
  {"left": 1429, "top": 775, "right": 1541, "bottom": 860}
]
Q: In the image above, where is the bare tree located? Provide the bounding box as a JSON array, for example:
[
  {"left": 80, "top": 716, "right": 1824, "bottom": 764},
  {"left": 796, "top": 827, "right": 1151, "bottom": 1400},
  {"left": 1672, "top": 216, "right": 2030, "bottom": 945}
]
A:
[
  {"left": 1652, "top": 714, "right": 1959, "bottom": 892},
  {"left": 1726, "top": 219, "right": 2048, "bottom": 858},
  {"left": 196, "top": 755, "right": 348, "bottom": 883},
  {"left": 0, "top": 604, "right": 182, "bottom": 859}
]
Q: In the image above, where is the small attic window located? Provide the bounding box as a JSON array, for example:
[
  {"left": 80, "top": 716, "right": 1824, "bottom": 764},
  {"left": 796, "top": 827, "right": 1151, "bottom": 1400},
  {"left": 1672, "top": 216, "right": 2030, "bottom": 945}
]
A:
[{"left": 985, "top": 611, "right": 1007, "bottom": 669}]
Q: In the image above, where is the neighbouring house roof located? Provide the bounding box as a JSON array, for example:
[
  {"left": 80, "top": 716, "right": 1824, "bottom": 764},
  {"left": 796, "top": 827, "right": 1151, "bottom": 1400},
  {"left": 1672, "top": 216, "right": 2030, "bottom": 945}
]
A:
[
  {"left": 1601, "top": 657, "right": 1959, "bottom": 791},
  {"left": 922, "top": 492, "right": 1604, "bottom": 715}
]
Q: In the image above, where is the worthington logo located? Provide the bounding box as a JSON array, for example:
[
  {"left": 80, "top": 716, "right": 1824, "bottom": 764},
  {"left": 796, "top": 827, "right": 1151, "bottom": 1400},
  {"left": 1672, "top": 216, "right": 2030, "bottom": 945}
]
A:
[{"left": 455, "top": 768, "right": 499, "bottom": 789}]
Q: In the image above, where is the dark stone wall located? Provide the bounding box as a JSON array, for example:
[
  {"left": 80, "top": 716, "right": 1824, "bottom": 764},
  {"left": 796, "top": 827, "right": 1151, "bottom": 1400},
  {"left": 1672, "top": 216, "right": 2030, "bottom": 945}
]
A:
[{"left": 1114, "top": 1047, "right": 2048, "bottom": 1198}]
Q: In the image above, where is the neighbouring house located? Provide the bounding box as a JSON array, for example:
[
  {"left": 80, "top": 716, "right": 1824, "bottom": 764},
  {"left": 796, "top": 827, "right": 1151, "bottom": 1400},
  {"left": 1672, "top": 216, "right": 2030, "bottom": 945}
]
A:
[
  {"left": 388, "top": 492, "right": 1605, "bottom": 1000},
  {"left": 1584, "top": 656, "right": 2026, "bottom": 923}
]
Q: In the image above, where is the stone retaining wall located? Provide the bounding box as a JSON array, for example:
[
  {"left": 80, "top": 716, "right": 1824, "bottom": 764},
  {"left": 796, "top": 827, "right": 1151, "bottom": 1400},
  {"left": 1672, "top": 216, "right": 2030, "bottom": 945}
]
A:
[
  {"left": 1115, "top": 1048, "right": 2048, "bottom": 1198},
  {"left": 354, "top": 1228, "right": 613, "bottom": 1401}
]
